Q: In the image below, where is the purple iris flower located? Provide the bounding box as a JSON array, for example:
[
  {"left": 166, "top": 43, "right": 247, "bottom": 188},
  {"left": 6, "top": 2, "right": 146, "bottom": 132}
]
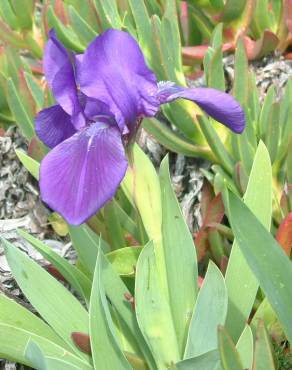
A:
[{"left": 35, "top": 29, "right": 245, "bottom": 225}]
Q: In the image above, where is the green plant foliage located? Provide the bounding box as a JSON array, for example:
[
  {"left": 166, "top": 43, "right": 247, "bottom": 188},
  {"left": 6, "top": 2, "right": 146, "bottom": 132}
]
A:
[
  {"left": 184, "top": 261, "right": 227, "bottom": 359},
  {"left": 228, "top": 191, "right": 292, "bottom": 343},
  {"left": 225, "top": 141, "right": 272, "bottom": 341}
]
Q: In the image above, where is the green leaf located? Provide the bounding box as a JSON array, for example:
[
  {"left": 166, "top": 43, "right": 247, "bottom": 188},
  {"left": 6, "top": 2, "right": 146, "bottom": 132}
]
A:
[
  {"left": 258, "top": 85, "right": 275, "bottom": 138},
  {"left": 222, "top": 0, "right": 247, "bottom": 21},
  {"left": 228, "top": 191, "right": 292, "bottom": 343},
  {"left": 24, "top": 71, "right": 44, "bottom": 110},
  {"left": 47, "top": 6, "right": 85, "bottom": 52},
  {"left": 0, "top": 294, "right": 67, "bottom": 349},
  {"left": 25, "top": 341, "right": 47, "bottom": 370},
  {"left": 0, "top": 1, "right": 19, "bottom": 29},
  {"left": 143, "top": 117, "right": 214, "bottom": 161},
  {"left": 106, "top": 246, "right": 142, "bottom": 276},
  {"left": 218, "top": 326, "right": 244, "bottom": 370},
  {"left": 160, "top": 156, "right": 197, "bottom": 356},
  {"left": 0, "top": 324, "right": 91, "bottom": 369},
  {"left": 184, "top": 261, "right": 227, "bottom": 358},
  {"left": 104, "top": 201, "right": 126, "bottom": 250},
  {"left": 18, "top": 229, "right": 92, "bottom": 304},
  {"left": 6, "top": 78, "right": 34, "bottom": 140},
  {"left": 67, "top": 5, "right": 97, "bottom": 44},
  {"left": 135, "top": 242, "right": 180, "bottom": 368},
  {"left": 174, "top": 350, "right": 220, "bottom": 370},
  {"left": 15, "top": 149, "right": 40, "bottom": 180},
  {"left": 89, "top": 251, "right": 131, "bottom": 369},
  {"left": 25, "top": 340, "right": 83, "bottom": 370},
  {"left": 235, "top": 325, "right": 253, "bottom": 370},
  {"left": 205, "top": 24, "right": 225, "bottom": 91},
  {"left": 122, "top": 144, "right": 162, "bottom": 242},
  {"left": 69, "top": 224, "right": 109, "bottom": 277},
  {"left": 99, "top": 253, "right": 156, "bottom": 369},
  {"left": 93, "top": 0, "right": 122, "bottom": 29},
  {"left": 233, "top": 38, "right": 248, "bottom": 106},
  {"left": 197, "top": 115, "right": 234, "bottom": 174},
  {"left": 2, "top": 238, "right": 91, "bottom": 362},
  {"left": 10, "top": 0, "right": 34, "bottom": 30},
  {"left": 225, "top": 141, "right": 272, "bottom": 341},
  {"left": 265, "top": 102, "right": 280, "bottom": 163},
  {"left": 252, "top": 321, "right": 276, "bottom": 370}
]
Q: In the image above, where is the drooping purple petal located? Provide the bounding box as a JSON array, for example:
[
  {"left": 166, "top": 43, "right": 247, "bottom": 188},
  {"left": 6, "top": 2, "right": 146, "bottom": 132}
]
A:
[
  {"left": 79, "top": 29, "right": 159, "bottom": 132},
  {"left": 39, "top": 121, "right": 128, "bottom": 225},
  {"left": 157, "top": 82, "right": 245, "bottom": 133},
  {"left": 35, "top": 105, "right": 76, "bottom": 148},
  {"left": 43, "top": 30, "right": 85, "bottom": 129}
]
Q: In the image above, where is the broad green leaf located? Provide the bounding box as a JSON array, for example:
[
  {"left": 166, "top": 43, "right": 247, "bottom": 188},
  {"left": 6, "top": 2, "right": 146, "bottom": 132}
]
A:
[
  {"left": 25, "top": 341, "right": 46, "bottom": 370},
  {"left": 184, "top": 261, "right": 227, "bottom": 358},
  {"left": 235, "top": 325, "right": 253, "bottom": 370},
  {"left": 122, "top": 144, "right": 161, "bottom": 242},
  {"left": 0, "top": 324, "right": 91, "bottom": 369},
  {"left": 18, "top": 229, "right": 91, "bottom": 303},
  {"left": 160, "top": 157, "right": 197, "bottom": 356},
  {"left": 100, "top": 252, "right": 156, "bottom": 369},
  {"left": 135, "top": 242, "right": 180, "bottom": 368},
  {"left": 69, "top": 224, "right": 109, "bottom": 277},
  {"left": 106, "top": 246, "right": 142, "bottom": 276},
  {"left": 26, "top": 340, "right": 82, "bottom": 370},
  {"left": 6, "top": 78, "right": 34, "bottom": 140},
  {"left": 90, "top": 251, "right": 131, "bottom": 369},
  {"left": 0, "top": 294, "right": 67, "bottom": 349},
  {"left": 225, "top": 141, "right": 272, "bottom": 341},
  {"left": 218, "top": 326, "right": 244, "bottom": 370},
  {"left": 228, "top": 192, "right": 292, "bottom": 343},
  {"left": 174, "top": 350, "right": 220, "bottom": 370},
  {"left": 252, "top": 321, "right": 276, "bottom": 370},
  {"left": 15, "top": 149, "right": 40, "bottom": 180},
  {"left": 2, "top": 238, "right": 91, "bottom": 362}
]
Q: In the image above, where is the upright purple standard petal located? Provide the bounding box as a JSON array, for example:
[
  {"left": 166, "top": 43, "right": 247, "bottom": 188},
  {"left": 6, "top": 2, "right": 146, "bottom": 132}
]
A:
[
  {"left": 43, "top": 30, "right": 85, "bottom": 129},
  {"left": 39, "top": 122, "right": 127, "bottom": 225},
  {"left": 157, "top": 83, "right": 245, "bottom": 133},
  {"left": 35, "top": 105, "right": 76, "bottom": 148},
  {"left": 79, "top": 29, "right": 159, "bottom": 131}
]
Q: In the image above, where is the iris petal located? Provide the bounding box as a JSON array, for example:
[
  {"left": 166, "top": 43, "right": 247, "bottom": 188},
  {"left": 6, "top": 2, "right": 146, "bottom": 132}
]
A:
[
  {"left": 79, "top": 29, "right": 159, "bottom": 131},
  {"left": 158, "top": 83, "right": 245, "bottom": 133},
  {"left": 44, "top": 30, "right": 85, "bottom": 129},
  {"left": 35, "top": 104, "right": 76, "bottom": 148},
  {"left": 39, "top": 121, "right": 128, "bottom": 225}
]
